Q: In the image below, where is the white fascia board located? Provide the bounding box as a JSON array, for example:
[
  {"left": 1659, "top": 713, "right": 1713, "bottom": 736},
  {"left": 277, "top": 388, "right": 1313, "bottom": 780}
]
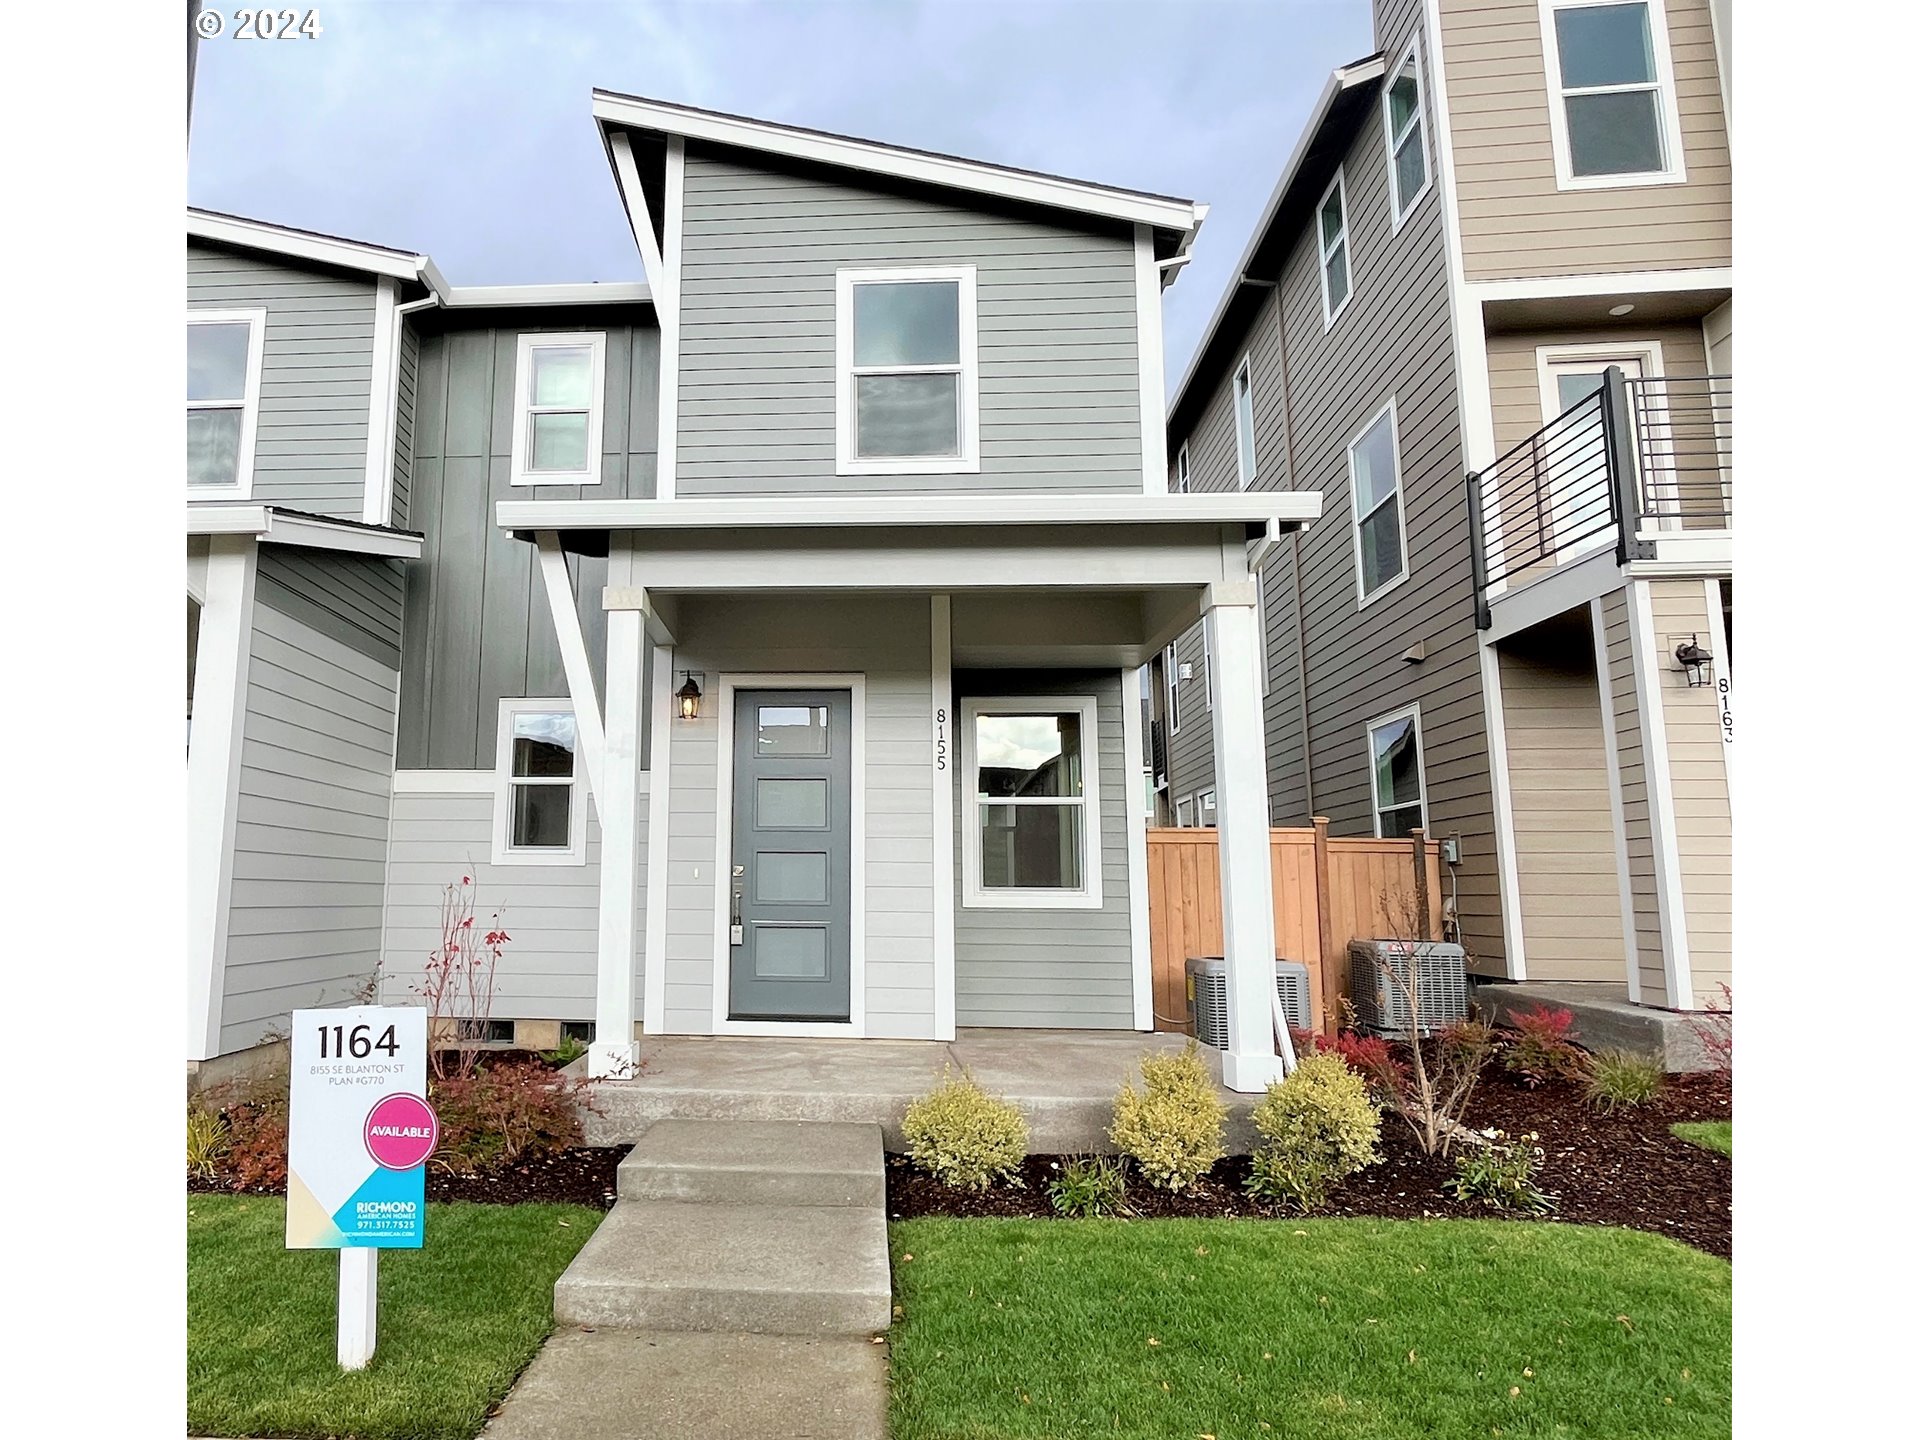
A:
[
  {"left": 442, "top": 282, "right": 652, "bottom": 308},
  {"left": 1466, "top": 268, "right": 1734, "bottom": 303},
  {"left": 187, "top": 209, "right": 432, "bottom": 286},
  {"left": 1164, "top": 55, "right": 1387, "bottom": 428},
  {"left": 185, "top": 503, "right": 271, "bottom": 536},
  {"left": 497, "top": 491, "right": 1323, "bottom": 534},
  {"left": 186, "top": 504, "right": 425, "bottom": 559},
  {"left": 591, "top": 93, "right": 1200, "bottom": 234}
]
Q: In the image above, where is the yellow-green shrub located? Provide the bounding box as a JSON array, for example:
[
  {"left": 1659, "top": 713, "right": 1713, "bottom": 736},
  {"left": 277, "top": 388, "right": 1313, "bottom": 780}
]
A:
[
  {"left": 1108, "top": 1040, "right": 1226, "bottom": 1192},
  {"left": 901, "top": 1069, "right": 1029, "bottom": 1192},
  {"left": 1246, "top": 1051, "right": 1382, "bottom": 1212}
]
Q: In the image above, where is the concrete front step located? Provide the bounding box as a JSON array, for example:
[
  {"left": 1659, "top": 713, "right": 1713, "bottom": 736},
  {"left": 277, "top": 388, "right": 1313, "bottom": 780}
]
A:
[
  {"left": 554, "top": 1197, "right": 892, "bottom": 1335},
  {"left": 618, "top": 1119, "right": 884, "bottom": 1207}
]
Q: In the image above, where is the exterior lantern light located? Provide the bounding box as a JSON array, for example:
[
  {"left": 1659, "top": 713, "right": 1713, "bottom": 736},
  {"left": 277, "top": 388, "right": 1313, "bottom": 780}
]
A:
[
  {"left": 1673, "top": 636, "right": 1713, "bottom": 688},
  {"left": 675, "top": 671, "right": 704, "bottom": 720}
]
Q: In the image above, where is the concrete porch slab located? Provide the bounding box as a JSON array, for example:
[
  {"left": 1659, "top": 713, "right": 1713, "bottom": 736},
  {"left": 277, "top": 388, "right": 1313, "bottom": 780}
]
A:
[
  {"left": 1474, "top": 980, "right": 1728, "bottom": 1073},
  {"left": 583, "top": 1028, "right": 1263, "bottom": 1152}
]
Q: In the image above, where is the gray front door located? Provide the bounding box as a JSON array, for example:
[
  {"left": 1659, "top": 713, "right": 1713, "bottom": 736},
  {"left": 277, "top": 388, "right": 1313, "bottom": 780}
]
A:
[{"left": 729, "top": 689, "right": 853, "bottom": 1021}]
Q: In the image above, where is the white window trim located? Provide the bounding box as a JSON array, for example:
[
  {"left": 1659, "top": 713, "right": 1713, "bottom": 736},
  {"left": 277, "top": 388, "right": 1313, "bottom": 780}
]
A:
[
  {"left": 1198, "top": 789, "right": 1217, "bottom": 828},
  {"left": 508, "top": 332, "right": 607, "bottom": 488},
  {"left": 1366, "top": 702, "right": 1430, "bottom": 838},
  {"left": 1384, "top": 40, "right": 1434, "bottom": 230},
  {"left": 1163, "top": 643, "right": 1182, "bottom": 735},
  {"left": 961, "top": 694, "right": 1103, "bottom": 911},
  {"left": 491, "top": 698, "right": 589, "bottom": 866},
  {"left": 1175, "top": 441, "right": 1191, "bottom": 494},
  {"left": 835, "top": 265, "right": 980, "bottom": 476},
  {"left": 1202, "top": 614, "right": 1216, "bottom": 711},
  {"left": 1316, "top": 167, "right": 1354, "bottom": 329},
  {"left": 1349, "top": 396, "right": 1411, "bottom": 609},
  {"left": 1539, "top": 0, "right": 1688, "bottom": 192},
  {"left": 1231, "top": 356, "right": 1257, "bottom": 489},
  {"left": 187, "top": 308, "right": 267, "bottom": 499},
  {"left": 1175, "top": 796, "right": 1194, "bottom": 827}
]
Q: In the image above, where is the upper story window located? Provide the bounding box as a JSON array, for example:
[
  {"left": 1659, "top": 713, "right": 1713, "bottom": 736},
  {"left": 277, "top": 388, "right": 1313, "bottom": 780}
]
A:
[
  {"left": 836, "top": 266, "right": 979, "bottom": 475},
  {"left": 187, "top": 310, "right": 265, "bottom": 495},
  {"left": 1175, "top": 442, "right": 1191, "bottom": 494},
  {"left": 962, "top": 698, "right": 1102, "bottom": 909},
  {"left": 1544, "top": 0, "right": 1686, "bottom": 187},
  {"left": 510, "top": 333, "right": 606, "bottom": 487},
  {"left": 1349, "top": 399, "right": 1408, "bottom": 605},
  {"left": 1316, "top": 169, "right": 1352, "bottom": 327},
  {"left": 1232, "top": 358, "right": 1256, "bottom": 488},
  {"left": 1385, "top": 43, "right": 1432, "bottom": 226},
  {"left": 493, "top": 701, "right": 587, "bottom": 865},
  {"left": 1367, "top": 705, "right": 1428, "bottom": 838}
]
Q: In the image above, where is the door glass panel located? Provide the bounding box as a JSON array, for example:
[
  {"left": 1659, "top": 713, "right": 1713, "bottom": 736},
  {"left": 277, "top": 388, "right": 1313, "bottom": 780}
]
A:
[
  {"left": 755, "top": 851, "right": 829, "bottom": 904},
  {"left": 753, "top": 924, "right": 829, "bottom": 979},
  {"left": 974, "top": 713, "right": 1083, "bottom": 798},
  {"left": 1556, "top": 371, "right": 1606, "bottom": 413},
  {"left": 756, "top": 777, "right": 828, "bottom": 828},
  {"left": 757, "top": 705, "right": 830, "bottom": 756},
  {"left": 979, "top": 803, "right": 1084, "bottom": 890}
]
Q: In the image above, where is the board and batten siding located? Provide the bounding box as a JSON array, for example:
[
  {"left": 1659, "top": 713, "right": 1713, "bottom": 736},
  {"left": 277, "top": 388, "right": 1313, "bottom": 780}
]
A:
[
  {"left": 1437, "top": 0, "right": 1731, "bottom": 281},
  {"left": 219, "top": 551, "right": 402, "bottom": 1052},
  {"left": 675, "top": 144, "right": 1143, "bottom": 497},
  {"left": 188, "top": 241, "right": 379, "bottom": 521},
  {"left": 396, "top": 311, "right": 661, "bottom": 770},
  {"left": 658, "top": 595, "right": 937, "bottom": 1037},
  {"left": 378, "top": 788, "right": 647, "bottom": 1022},
  {"left": 953, "top": 669, "right": 1135, "bottom": 1029},
  {"left": 1600, "top": 587, "right": 1666, "bottom": 1003}
]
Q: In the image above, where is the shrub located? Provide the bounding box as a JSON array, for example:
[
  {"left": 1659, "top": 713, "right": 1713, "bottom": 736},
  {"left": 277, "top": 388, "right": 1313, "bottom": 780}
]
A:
[
  {"left": 428, "top": 1059, "right": 587, "bottom": 1175},
  {"left": 1109, "top": 1040, "right": 1226, "bottom": 1192},
  {"left": 1328, "top": 1031, "right": 1409, "bottom": 1090},
  {"left": 1685, "top": 983, "right": 1732, "bottom": 1074},
  {"left": 206, "top": 1074, "right": 291, "bottom": 1191},
  {"left": 1047, "top": 1154, "right": 1130, "bottom": 1218},
  {"left": 1245, "top": 1052, "right": 1382, "bottom": 1212},
  {"left": 187, "top": 1103, "right": 230, "bottom": 1180},
  {"left": 1585, "top": 1048, "right": 1664, "bottom": 1114},
  {"left": 1502, "top": 1004, "right": 1587, "bottom": 1088},
  {"left": 1446, "top": 1129, "right": 1556, "bottom": 1213},
  {"left": 539, "top": 1034, "right": 589, "bottom": 1067},
  {"left": 901, "top": 1069, "right": 1030, "bottom": 1192}
]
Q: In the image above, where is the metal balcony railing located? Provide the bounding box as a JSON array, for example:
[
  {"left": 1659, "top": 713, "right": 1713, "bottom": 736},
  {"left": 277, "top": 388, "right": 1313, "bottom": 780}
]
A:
[{"left": 1468, "top": 367, "right": 1731, "bottom": 628}]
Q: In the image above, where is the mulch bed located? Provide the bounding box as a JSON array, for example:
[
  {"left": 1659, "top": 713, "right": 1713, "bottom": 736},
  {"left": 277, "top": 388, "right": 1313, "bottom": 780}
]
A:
[
  {"left": 189, "top": 1145, "right": 632, "bottom": 1211},
  {"left": 886, "top": 1069, "right": 1731, "bottom": 1258}
]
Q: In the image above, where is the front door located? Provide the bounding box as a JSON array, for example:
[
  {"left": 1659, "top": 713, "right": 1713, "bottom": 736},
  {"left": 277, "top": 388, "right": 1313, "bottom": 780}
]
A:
[{"left": 729, "top": 689, "right": 853, "bottom": 1022}]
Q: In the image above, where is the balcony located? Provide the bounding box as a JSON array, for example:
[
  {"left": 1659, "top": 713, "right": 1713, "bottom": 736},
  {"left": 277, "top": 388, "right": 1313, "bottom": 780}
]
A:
[{"left": 1468, "top": 368, "right": 1731, "bottom": 629}]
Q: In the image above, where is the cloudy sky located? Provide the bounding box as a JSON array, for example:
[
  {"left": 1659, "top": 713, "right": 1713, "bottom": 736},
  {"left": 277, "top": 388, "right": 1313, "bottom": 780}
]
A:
[{"left": 189, "top": 0, "right": 1372, "bottom": 388}]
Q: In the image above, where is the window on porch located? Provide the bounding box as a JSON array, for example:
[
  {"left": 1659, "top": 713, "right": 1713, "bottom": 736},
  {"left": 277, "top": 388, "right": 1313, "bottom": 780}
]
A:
[
  {"left": 493, "top": 701, "right": 587, "bottom": 865},
  {"left": 963, "top": 698, "right": 1103, "bottom": 908}
]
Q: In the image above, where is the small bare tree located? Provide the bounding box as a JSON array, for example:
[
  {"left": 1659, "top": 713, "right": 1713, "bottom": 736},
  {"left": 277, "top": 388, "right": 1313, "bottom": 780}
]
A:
[
  {"left": 1684, "top": 983, "right": 1732, "bottom": 1074},
  {"left": 415, "top": 875, "right": 511, "bottom": 1083}
]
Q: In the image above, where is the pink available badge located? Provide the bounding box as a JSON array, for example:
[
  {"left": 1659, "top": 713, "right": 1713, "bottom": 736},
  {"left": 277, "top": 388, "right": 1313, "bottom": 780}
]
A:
[{"left": 363, "top": 1093, "right": 439, "bottom": 1171}]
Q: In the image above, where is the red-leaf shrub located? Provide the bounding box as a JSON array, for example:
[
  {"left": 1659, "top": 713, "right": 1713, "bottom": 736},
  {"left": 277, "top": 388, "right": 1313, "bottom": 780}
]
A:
[
  {"left": 1288, "top": 1026, "right": 1321, "bottom": 1058},
  {"left": 199, "top": 1076, "right": 291, "bottom": 1191},
  {"left": 427, "top": 1060, "right": 588, "bottom": 1175},
  {"left": 1501, "top": 1003, "right": 1587, "bottom": 1088},
  {"left": 1328, "top": 1031, "right": 1410, "bottom": 1090}
]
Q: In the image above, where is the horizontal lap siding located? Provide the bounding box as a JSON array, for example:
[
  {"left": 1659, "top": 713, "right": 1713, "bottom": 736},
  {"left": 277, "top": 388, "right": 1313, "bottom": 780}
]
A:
[
  {"left": 189, "top": 242, "right": 377, "bottom": 520},
  {"left": 1438, "top": 0, "right": 1731, "bottom": 280},
  {"left": 391, "top": 323, "right": 419, "bottom": 529},
  {"left": 1601, "top": 588, "right": 1665, "bottom": 1003},
  {"left": 676, "top": 146, "right": 1142, "bottom": 497},
  {"left": 377, "top": 789, "right": 645, "bottom": 1020},
  {"left": 954, "top": 669, "right": 1134, "bottom": 1029},
  {"left": 1487, "top": 322, "right": 1710, "bottom": 460},
  {"left": 221, "top": 588, "right": 399, "bottom": 1051}
]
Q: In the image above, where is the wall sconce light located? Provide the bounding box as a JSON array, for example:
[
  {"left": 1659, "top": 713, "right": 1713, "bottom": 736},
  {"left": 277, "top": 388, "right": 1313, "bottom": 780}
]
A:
[
  {"left": 1673, "top": 636, "right": 1713, "bottom": 688},
  {"left": 675, "top": 671, "right": 704, "bottom": 720}
]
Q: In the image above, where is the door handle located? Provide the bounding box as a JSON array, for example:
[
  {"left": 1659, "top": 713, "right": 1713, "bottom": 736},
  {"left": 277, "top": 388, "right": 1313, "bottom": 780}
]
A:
[{"left": 730, "top": 865, "right": 745, "bottom": 945}]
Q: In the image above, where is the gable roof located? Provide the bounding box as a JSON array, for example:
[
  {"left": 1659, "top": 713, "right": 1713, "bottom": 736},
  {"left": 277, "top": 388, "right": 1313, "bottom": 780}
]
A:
[{"left": 188, "top": 208, "right": 449, "bottom": 298}]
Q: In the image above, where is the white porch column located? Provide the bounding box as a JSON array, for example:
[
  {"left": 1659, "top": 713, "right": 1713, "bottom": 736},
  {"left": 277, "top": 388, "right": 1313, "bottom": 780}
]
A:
[
  {"left": 591, "top": 543, "right": 645, "bottom": 1078},
  {"left": 1205, "top": 588, "right": 1294, "bottom": 1092}
]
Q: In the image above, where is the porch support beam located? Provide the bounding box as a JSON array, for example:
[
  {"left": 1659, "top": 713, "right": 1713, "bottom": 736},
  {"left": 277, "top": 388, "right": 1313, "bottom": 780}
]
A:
[
  {"left": 534, "top": 531, "right": 607, "bottom": 806},
  {"left": 1205, "top": 595, "right": 1295, "bottom": 1091},
  {"left": 590, "top": 538, "right": 645, "bottom": 1078}
]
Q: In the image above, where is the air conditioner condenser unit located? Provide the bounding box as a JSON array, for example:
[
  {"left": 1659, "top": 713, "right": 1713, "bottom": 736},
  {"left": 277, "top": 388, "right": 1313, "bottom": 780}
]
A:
[{"left": 1184, "top": 956, "right": 1314, "bottom": 1048}]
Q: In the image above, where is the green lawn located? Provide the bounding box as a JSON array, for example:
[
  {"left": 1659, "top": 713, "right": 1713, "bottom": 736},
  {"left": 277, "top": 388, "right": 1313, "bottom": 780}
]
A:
[
  {"left": 1672, "top": 1121, "right": 1732, "bottom": 1156},
  {"left": 188, "top": 1195, "right": 599, "bottom": 1440},
  {"left": 889, "top": 1218, "right": 1729, "bottom": 1440}
]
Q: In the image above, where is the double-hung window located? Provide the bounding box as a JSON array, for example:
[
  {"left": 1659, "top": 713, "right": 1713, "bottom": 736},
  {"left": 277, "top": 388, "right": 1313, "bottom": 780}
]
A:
[
  {"left": 1367, "top": 705, "right": 1428, "bottom": 838},
  {"left": 1175, "top": 442, "right": 1191, "bottom": 494},
  {"left": 1316, "top": 169, "right": 1352, "bottom": 326},
  {"left": 1543, "top": 0, "right": 1685, "bottom": 186},
  {"left": 837, "top": 266, "right": 979, "bottom": 474},
  {"left": 493, "top": 701, "right": 587, "bottom": 865},
  {"left": 187, "top": 310, "right": 265, "bottom": 495},
  {"left": 963, "top": 697, "right": 1101, "bottom": 908},
  {"left": 1385, "top": 44, "right": 1432, "bottom": 226},
  {"left": 1232, "top": 358, "right": 1256, "bottom": 487},
  {"left": 510, "top": 333, "right": 606, "bottom": 486},
  {"left": 1198, "top": 789, "right": 1217, "bottom": 828},
  {"left": 1349, "top": 399, "right": 1408, "bottom": 604}
]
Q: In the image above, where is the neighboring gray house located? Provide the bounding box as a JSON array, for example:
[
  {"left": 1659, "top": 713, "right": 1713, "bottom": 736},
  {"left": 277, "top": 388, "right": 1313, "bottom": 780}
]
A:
[
  {"left": 187, "top": 97, "right": 1323, "bottom": 1095},
  {"left": 1161, "top": 0, "right": 1733, "bottom": 1017}
]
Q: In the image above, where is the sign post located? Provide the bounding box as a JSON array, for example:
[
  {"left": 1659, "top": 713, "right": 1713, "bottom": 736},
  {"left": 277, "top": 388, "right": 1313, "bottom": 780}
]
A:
[{"left": 287, "top": 1006, "right": 436, "bottom": 1371}]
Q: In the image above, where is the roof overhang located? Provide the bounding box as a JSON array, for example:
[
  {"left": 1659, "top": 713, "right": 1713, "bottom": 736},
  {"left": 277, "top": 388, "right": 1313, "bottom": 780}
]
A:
[
  {"left": 187, "top": 504, "right": 425, "bottom": 560},
  {"left": 439, "top": 281, "right": 653, "bottom": 309},
  {"left": 188, "top": 208, "right": 448, "bottom": 300}
]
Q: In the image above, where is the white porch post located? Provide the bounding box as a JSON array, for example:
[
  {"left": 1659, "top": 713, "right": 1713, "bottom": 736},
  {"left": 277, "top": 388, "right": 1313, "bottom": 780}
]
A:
[
  {"left": 1205, "top": 588, "right": 1293, "bottom": 1092},
  {"left": 591, "top": 540, "right": 645, "bottom": 1078}
]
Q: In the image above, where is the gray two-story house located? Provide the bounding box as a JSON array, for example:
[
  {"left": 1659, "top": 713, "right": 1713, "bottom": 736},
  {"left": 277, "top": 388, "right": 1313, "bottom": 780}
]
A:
[{"left": 186, "top": 96, "right": 1323, "bottom": 1094}]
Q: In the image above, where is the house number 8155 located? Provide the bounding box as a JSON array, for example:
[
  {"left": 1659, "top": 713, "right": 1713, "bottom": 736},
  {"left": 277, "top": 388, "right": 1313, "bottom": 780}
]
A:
[{"left": 934, "top": 707, "right": 948, "bottom": 771}]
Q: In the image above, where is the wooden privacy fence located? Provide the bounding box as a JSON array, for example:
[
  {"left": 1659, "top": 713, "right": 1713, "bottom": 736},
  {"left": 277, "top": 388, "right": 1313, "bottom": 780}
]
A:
[{"left": 1145, "top": 820, "right": 1446, "bottom": 1036}]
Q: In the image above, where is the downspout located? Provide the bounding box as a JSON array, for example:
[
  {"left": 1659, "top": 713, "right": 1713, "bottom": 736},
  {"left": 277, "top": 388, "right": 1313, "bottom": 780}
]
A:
[{"left": 1271, "top": 278, "right": 1314, "bottom": 817}]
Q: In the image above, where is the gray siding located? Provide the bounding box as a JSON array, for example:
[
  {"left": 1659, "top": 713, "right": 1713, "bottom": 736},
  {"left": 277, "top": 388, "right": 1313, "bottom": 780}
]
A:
[
  {"left": 396, "top": 312, "right": 661, "bottom": 770},
  {"left": 378, "top": 789, "right": 646, "bottom": 1021},
  {"left": 220, "top": 572, "right": 400, "bottom": 1052},
  {"left": 1601, "top": 589, "right": 1664, "bottom": 1003},
  {"left": 953, "top": 669, "right": 1134, "bottom": 1029},
  {"left": 391, "top": 321, "right": 420, "bottom": 529},
  {"left": 675, "top": 145, "right": 1143, "bottom": 497},
  {"left": 256, "top": 545, "right": 404, "bottom": 670},
  {"left": 189, "top": 241, "right": 377, "bottom": 521}
]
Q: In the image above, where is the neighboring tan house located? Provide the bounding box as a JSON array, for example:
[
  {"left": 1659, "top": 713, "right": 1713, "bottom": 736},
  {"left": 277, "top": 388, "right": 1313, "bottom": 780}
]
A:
[
  {"left": 186, "top": 98, "right": 1323, "bottom": 1094},
  {"left": 1161, "top": 0, "right": 1732, "bottom": 1018}
]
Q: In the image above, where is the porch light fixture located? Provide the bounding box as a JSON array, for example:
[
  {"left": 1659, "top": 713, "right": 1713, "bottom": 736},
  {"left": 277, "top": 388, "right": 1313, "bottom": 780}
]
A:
[
  {"left": 675, "top": 671, "right": 704, "bottom": 720},
  {"left": 1674, "top": 636, "right": 1713, "bottom": 688}
]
